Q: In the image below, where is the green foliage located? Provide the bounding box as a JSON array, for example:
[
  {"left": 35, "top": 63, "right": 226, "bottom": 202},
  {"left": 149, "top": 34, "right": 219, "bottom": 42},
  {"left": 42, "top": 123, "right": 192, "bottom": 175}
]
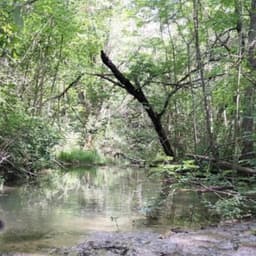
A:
[
  {"left": 207, "top": 195, "right": 248, "bottom": 220},
  {"left": 0, "top": 0, "right": 114, "bottom": 183},
  {"left": 57, "top": 149, "right": 101, "bottom": 166},
  {"left": 150, "top": 156, "right": 256, "bottom": 221},
  {"left": 0, "top": 95, "right": 60, "bottom": 178},
  {"left": 128, "top": 53, "right": 162, "bottom": 81},
  {"left": 153, "top": 153, "right": 174, "bottom": 163},
  {"left": 0, "top": 0, "right": 255, "bottom": 203},
  {"left": 0, "top": 115, "right": 59, "bottom": 171},
  {"left": 0, "top": 5, "right": 18, "bottom": 58},
  {"left": 151, "top": 159, "right": 199, "bottom": 175}
]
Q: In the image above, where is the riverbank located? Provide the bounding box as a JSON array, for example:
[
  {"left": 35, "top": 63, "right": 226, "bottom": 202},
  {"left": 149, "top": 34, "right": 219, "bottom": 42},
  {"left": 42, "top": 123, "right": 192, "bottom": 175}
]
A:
[
  {"left": 52, "top": 220, "right": 256, "bottom": 256},
  {"left": 0, "top": 220, "right": 255, "bottom": 255}
]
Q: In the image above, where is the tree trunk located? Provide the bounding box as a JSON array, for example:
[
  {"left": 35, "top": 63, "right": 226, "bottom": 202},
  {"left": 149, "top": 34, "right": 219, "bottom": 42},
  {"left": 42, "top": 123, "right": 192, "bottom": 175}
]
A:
[
  {"left": 100, "top": 51, "right": 175, "bottom": 158},
  {"left": 233, "top": 0, "right": 244, "bottom": 160},
  {"left": 241, "top": 0, "right": 256, "bottom": 159},
  {"left": 241, "top": 87, "right": 254, "bottom": 158},
  {"left": 146, "top": 108, "right": 175, "bottom": 157},
  {"left": 192, "top": 0, "right": 216, "bottom": 158},
  {"left": 187, "top": 43, "right": 198, "bottom": 153}
]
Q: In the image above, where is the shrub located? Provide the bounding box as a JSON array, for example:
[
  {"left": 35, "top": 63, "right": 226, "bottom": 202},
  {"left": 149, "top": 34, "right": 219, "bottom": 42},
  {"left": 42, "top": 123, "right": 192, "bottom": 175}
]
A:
[{"left": 0, "top": 109, "right": 60, "bottom": 180}]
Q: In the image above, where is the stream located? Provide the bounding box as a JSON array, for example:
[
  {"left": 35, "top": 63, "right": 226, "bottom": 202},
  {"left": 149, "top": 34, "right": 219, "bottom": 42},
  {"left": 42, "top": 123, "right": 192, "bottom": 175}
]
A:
[{"left": 0, "top": 166, "right": 254, "bottom": 255}]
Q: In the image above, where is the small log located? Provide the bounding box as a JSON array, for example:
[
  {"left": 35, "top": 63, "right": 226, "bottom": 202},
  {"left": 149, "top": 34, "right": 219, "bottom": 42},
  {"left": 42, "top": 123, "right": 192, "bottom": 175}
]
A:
[
  {"left": 196, "top": 185, "right": 234, "bottom": 193},
  {"left": 186, "top": 154, "right": 256, "bottom": 175}
]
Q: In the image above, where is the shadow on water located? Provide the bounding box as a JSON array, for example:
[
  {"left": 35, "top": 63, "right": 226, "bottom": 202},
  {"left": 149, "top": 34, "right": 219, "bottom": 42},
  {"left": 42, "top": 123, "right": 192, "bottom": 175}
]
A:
[{"left": 0, "top": 166, "right": 218, "bottom": 254}]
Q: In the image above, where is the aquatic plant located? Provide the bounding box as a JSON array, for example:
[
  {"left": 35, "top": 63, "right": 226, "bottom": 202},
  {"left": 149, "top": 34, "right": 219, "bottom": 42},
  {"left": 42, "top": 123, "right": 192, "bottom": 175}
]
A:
[{"left": 57, "top": 149, "right": 101, "bottom": 166}]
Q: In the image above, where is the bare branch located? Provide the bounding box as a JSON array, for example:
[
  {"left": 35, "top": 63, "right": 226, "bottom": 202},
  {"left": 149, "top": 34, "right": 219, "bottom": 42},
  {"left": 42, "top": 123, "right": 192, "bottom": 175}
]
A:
[
  {"left": 157, "top": 71, "right": 226, "bottom": 118},
  {"left": 158, "top": 87, "right": 180, "bottom": 118},
  {"left": 88, "top": 72, "right": 125, "bottom": 88},
  {"left": 44, "top": 73, "right": 84, "bottom": 103},
  {"left": 158, "top": 72, "right": 226, "bottom": 88},
  {"left": 23, "top": 0, "right": 39, "bottom": 5}
]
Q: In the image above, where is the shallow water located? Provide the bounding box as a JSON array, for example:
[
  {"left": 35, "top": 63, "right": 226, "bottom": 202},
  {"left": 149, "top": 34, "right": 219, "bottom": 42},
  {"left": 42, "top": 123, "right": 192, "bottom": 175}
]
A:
[{"left": 0, "top": 166, "right": 217, "bottom": 254}]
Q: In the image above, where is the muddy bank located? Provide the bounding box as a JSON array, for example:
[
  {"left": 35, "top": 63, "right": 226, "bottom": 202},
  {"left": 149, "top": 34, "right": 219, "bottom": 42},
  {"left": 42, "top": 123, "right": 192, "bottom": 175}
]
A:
[{"left": 52, "top": 221, "right": 256, "bottom": 256}]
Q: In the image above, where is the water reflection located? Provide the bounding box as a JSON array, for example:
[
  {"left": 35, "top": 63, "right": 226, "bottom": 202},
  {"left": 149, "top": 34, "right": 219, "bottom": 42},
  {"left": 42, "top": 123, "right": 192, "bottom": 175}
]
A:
[
  {"left": 145, "top": 182, "right": 218, "bottom": 227},
  {"left": 0, "top": 166, "right": 217, "bottom": 253},
  {"left": 0, "top": 167, "right": 161, "bottom": 253}
]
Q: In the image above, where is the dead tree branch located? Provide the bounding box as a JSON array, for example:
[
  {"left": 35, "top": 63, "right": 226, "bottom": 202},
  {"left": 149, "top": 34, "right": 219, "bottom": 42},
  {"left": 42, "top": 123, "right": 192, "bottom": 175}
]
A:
[
  {"left": 100, "top": 50, "right": 175, "bottom": 157},
  {"left": 44, "top": 73, "right": 84, "bottom": 103}
]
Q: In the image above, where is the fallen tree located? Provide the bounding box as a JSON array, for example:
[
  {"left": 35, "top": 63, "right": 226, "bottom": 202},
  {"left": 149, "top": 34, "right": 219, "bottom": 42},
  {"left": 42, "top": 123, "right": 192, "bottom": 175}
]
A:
[{"left": 187, "top": 153, "right": 256, "bottom": 175}]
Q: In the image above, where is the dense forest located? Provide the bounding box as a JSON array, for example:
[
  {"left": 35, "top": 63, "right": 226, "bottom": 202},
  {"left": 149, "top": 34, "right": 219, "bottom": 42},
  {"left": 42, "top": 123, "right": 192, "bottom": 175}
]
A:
[{"left": 0, "top": 0, "right": 256, "bottom": 217}]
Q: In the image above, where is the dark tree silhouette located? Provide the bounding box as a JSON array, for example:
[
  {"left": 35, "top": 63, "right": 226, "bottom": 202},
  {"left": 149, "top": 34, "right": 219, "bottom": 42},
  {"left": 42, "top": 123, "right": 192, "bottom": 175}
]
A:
[{"left": 100, "top": 51, "right": 175, "bottom": 157}]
